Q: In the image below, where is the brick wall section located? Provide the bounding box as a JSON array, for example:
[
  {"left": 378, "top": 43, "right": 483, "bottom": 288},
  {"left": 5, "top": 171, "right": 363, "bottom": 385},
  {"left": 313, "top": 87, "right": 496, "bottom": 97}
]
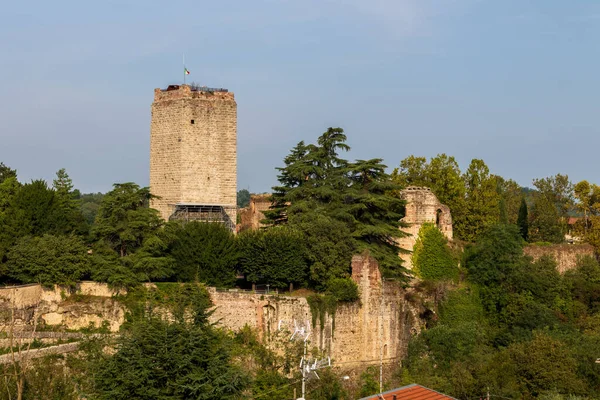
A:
[
  {"left": 523, "top": 244, "right": 595, "bottom": 273},
  {"left": 150, "top": 85, "right": 237, "bottom": 224},
  {"left": 398, "top": 187, "right": 453, "bottom": 269}
]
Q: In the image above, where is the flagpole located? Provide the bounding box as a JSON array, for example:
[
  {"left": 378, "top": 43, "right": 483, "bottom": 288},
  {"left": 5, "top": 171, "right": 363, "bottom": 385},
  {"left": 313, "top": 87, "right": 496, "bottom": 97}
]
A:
[{"left": 183, "top": 53, "right": 186, "bottom": 85}]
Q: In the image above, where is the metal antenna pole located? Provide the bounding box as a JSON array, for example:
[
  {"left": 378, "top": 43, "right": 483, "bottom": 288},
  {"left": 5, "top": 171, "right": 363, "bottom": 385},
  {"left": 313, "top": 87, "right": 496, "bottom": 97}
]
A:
[
  {"left": 379, "top": 278, "right": 384, "bottom": 394},
  {"left": 301, "top": 339, "right": 307, "bottom": 400}
]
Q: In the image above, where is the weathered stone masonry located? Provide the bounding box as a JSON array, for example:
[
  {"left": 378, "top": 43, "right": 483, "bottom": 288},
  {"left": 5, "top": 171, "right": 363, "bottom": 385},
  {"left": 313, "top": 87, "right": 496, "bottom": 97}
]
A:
[
  {"left": 398, "top": 187, "right": 453, "bottom": 269},
  {"left": 150, "top": 85, "right": 237, "bottom": 224},
  {"left": 208, "top": 254, "right": 424, "bottom": 367}
]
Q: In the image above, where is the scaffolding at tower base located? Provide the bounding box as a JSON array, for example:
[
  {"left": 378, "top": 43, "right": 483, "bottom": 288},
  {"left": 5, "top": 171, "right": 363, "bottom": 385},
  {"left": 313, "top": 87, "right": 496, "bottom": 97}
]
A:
[{"left": 168, "top": 203, "right": 236, "bottom": 231}]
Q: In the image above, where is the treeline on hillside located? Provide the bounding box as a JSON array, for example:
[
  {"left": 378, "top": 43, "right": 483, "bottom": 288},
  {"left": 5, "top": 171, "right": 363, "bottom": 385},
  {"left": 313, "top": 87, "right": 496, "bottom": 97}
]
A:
[
  {"left": 0, "top": 166, "right": 358, "bottom": 298},
  {"left": 3, "top": 132, "right": 600, "bottom": 293},
  {"left": 400, "top": 224, "right": 600, "bottom": 399},
  {"left": 392, "top": 155, "right": 586, "bottom": 245}
]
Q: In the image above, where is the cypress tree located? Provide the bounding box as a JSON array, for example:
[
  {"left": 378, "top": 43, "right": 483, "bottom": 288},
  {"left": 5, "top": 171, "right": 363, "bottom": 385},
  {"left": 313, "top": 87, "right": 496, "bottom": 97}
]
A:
[{"left": 517, "top": 197, "right": 528, "bottom": 241}]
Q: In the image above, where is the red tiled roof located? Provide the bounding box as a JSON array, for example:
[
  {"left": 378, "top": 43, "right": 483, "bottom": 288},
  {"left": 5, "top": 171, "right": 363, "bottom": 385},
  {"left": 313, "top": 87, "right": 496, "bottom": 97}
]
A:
[{"left": 359, "top": 384, "right": 456, "bottom": 400}]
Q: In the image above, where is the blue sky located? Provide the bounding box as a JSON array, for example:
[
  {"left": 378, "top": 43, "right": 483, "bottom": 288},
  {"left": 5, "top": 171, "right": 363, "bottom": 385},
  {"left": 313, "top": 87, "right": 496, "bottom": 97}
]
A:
[{"left": 1, "top": 0, "right": 600, "bottom": 193}]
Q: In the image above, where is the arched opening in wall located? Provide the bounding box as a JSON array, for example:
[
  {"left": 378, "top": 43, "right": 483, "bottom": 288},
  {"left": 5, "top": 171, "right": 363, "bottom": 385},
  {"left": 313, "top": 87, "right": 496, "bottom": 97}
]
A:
[
  {"left": 436, "top": 209, "right": 443, "bottom": 229},
  {"left": 383, "top": 344, "right": 388, "bottom": 357}
]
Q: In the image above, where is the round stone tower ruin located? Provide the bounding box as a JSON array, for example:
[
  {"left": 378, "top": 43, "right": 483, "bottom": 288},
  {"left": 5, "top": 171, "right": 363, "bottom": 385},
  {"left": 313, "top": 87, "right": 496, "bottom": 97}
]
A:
[
  {"left": 398, "top": 186, "right": 453, "bottom": 269},
  {"left": 150, "top": 84, "right": 237, "bottom": 229}
]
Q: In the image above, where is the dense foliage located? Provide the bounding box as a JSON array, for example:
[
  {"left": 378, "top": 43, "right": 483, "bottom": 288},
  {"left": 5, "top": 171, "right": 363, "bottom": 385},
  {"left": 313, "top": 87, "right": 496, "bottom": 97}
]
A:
[
  {"left": 266, "top": 128, "right": 408, "bottom": 281},
  {"left": 411, "top": 223, "right": 457, "bottom": 281},
  {"left": 402, "top": 224, "right": 600, "bottom": 399},
  {"left": 3, "top": 130, "right": 600, "bottom": 399}
]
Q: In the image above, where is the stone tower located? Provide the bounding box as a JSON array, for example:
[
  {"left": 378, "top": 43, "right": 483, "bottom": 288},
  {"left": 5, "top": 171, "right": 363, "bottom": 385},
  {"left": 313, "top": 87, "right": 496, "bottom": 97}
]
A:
[
  {"left": 398, "top": 187, "right": 453, "bottom": 269},
  {"left": 150, "top": 84, "right": 237, "bottom": 229}
]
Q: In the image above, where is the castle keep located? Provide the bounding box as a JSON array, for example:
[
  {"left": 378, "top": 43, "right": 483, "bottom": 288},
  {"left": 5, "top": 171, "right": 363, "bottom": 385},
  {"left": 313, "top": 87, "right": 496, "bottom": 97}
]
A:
[{"left": 150, "top": 85, "right": 237, "bottom": 228}]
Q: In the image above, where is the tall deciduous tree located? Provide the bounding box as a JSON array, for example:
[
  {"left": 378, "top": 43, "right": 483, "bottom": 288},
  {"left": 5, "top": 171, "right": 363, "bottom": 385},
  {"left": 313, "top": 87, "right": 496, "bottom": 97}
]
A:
[
  {"left": 573, "top": 180, "right": 600, "bottom": 250},
  {"left": 517, "top": 198, "right": 529, "bottom": 241},
  {"left": 92, "top": 183, "right": 162, "bottom": 257},
  {"left": 237, "top": 189, "right": 251, "bottom": 208},
  {"left": 462, "top": 159, "right": 500, "bottom": 242},
  {"left": 0, "top": 162, "right": 17, "bottom": 185},
  {"left": 392, "top": 154, "right": 468, "bottom": 240},
  {"left": 529, "top": 194, "right": 563, "bottom": 243}
]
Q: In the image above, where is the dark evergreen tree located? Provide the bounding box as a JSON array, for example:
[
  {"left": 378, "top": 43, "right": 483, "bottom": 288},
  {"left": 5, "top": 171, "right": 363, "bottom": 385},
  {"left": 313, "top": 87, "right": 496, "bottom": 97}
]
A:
[
  {"left": 265, "top": 128, "right": 408, "bottom": 281},
  {"left": 168, "top": 221, "right": 238, "bottom": 286},
  {"left": 237, "top": 189, "right": 251, "bottom": 208},
  {"left": 517, "top": 197, "right": 529, "bottom": 241},
  {"left": 92, "top": 183, "right": 162, "bottom": 257},
  {"left": 237, "top": 227, "right": 308, "bottom": 289},
  {"left": 92, "top": 285, "right": 249, "bottom": 399}
]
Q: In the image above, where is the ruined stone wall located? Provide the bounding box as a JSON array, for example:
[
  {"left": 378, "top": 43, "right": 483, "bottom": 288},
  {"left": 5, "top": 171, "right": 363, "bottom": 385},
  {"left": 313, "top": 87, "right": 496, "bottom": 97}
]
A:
[
  {"left": 238, "top": 194, "right": 271, "bottom": 231},
  {"left": 524, "top": 244, "right": 595, "bottom": 274},
  {"left": 0, "top": 258, "right": 424, "bottom": 366},
  {"left": 398, "top": 187, "right": 453, "bottom": 269},
  {"left": 150, "top": 85, "right": 237, "bottom": 224},
  {"left": 208, "top": 254, "right": 423, "bottom": 366},
  {"left": 0, "top": 282, "right": 125, "bottom": 332}
]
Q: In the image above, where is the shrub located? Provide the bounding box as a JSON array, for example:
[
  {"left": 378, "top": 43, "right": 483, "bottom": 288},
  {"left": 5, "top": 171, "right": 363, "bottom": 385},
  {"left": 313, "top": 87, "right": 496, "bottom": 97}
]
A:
[
  {"left": 326, "top": 278, "right": 359, "bottom": 302},
  {"left": 412, "top": 223, "right": 458, "bottom": 281}
]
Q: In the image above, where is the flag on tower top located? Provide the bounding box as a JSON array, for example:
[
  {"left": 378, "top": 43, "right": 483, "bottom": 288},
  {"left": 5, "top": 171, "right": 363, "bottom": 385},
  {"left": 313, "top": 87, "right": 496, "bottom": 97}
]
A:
[{"left": 184, "top": 68, "right": 190, "bottom": 75}]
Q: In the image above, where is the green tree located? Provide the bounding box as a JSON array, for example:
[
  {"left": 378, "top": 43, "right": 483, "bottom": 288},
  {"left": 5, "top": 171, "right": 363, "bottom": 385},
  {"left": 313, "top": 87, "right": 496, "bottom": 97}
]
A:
[
  {"left": 6, "top": 234, "right": 90, "bottom": 286},
  {"left": 532, "top": 174, "right": 573, "bottom": 220},
  {"left": 51, "top": 169, "right": 87, "bottom": 235},
  {"left": 91, "top": 285, "right": 249, "bottom": 399},
  {"left": 465, "top": 224, "right": 526, "bottom": 314},
  {"left": 79, "top": 192, "right": 104, "bottom": 226},
  {"left": 0, "top": 162, "right": 16, "bottom": 185},
  {"left": 307, "top": 368, "right": 348, "bottom": 400},
  {"left": 529, "top": 193, "right": 563, "bottom": 243},
  {"left": 290, "top": 213, "right": 355, "bottom": 289},
  {"left": 508, "top": 332, "right": 585, "bottom": 397},
  {"left": 391, "top": 155, "right": 428, "bottom": 187},
  {"left": 237, "top": 189, "right": 251, "bottom": 208},
  {"left": 497, "top": 177, "right": 523, "bottom": 224},
  {"left": 169, "top": 221, "right": 238, "bottom": 286},
  {"left": 412, "top": 223, "right": 458, "bottom": 281},
  {"left": 12, "top": 179, "right": 54, "bottom": 236},
  {"left": 462, "top": 159, "right": 500, "bottom": 241},
  {"left": 517, "top": 197, "right": 529, "bottom": 241},
  {"left": 348, "top": 158, "right": 407, "bottom": 278},
  {"left": 0, "top": 177, "right": 24, "bottom": 263},
  {"left": 392, "top": 154, "right": 468, "bottom": 240},
  {"left": 325, "top": 277, "right": 359, "bottom": 302},
  {"left": 266, "top": 128, "right": 408, "bottom": 281},
  {"left": 92, "top": 183, "right": 162, "bottom": 257},
  {"left": 238, "top": 227, "right": 308, "bottom": 289}
]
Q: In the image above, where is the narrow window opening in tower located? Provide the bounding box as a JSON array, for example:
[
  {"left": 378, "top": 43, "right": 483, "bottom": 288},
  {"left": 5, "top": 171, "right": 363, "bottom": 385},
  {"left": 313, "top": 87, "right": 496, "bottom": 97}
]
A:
[
  {"left": 436, "top": 209, "right": 442, "bottom": 229},
  {"left": 190, "top": 119, "right": 195, "bottom": 124}
]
